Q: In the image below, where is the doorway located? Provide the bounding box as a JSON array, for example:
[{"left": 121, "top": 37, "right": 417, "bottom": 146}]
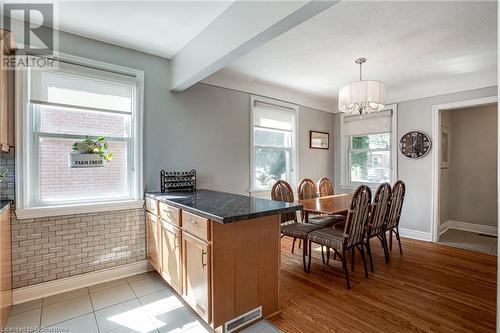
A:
[{"left": 432, "top": 96, "right": 498, "bottom": 254}]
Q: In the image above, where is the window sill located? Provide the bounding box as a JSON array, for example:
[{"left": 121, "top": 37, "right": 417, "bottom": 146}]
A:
[
  {"left": 339, "top": 183, "right": 383, "bottom": 191},
  {"left": 15, "top": 199, "right": 144, "bottom": 220},
  {"left": 249, "top": 188, "right": 272, "bottom": 194}
]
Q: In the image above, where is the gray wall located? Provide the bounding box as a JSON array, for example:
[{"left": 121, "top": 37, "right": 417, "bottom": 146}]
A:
[
  {"left": 397, "top": 87, "right": 497, "bottom": 234},
  {"left": 298, "top": 106, "right": 334, "bottom": 183},
  {"left": 148, "top": 83, "right": 251, "bottom": 195},
  {"left": 447, "top": 104, "right": 497, "bottom": 227},
  {"left": 334, "top": 86, "right": 498, "bottom": 235},
  {"left": 147, "top": 83, "right": 335, "bottom": 196}
]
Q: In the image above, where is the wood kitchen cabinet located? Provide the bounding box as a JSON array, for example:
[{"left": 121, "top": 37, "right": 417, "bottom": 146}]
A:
[
  {"left": 0, "top": 203, "right": 11, "bottom": 326},
  {"left": 0, "top": 30, "right": 15, "bottom": 152},
  {"left": 145, "top": 212, "right": 160, "bottom": 271},
  {"left": 145, "top": 191, "right": 287, "bottom": 332},
  {"left": 182, "top": 231, "right": 210, "bottom": 322},
  {"left": 159, "top": 220, "right": 182, "bottom": 294}
]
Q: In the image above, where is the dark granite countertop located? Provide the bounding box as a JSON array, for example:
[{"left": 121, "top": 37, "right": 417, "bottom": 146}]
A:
[
  {"left": 145, "top": 189, "right": 301, "bottom": 224},
  {"left": 0, "top": 200, "right": 11, "bottom": 211}
]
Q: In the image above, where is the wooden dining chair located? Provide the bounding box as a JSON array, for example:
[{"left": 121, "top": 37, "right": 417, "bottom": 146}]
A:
[
  {"left": 317, "top": 177, "right": 334, "bottom": 197},
  {"left": 307, "top": 185, "right": 372, "bottom": 289},
  {"left": 365, "top": 183, "right": 391, "bottom": 272},
  {"left": 272, "top": 180, "right": 323, "bottom": 272},
  {"left": 386, "top": 180, "right": 406, "bottom": 256},
  {"left": 271, "top": 180, "right": 297, "bottom": 226},
  {"left": 298, "top": 178, "right": 345, "bottom": 228}
]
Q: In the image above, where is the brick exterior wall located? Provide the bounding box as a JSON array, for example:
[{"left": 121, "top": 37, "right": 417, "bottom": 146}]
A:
[
  {"left": 0, "top": 148, "right": 15, "bottom": 201},
  {"left": 11, "top": 208, "right": 146, "bottom": 288},
  {"left": 38, "top": 105, "right": 129, "bottom": 201}
]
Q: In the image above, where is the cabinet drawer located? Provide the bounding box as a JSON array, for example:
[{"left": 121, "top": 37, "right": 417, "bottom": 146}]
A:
[
  {"left": 159, "top": 203, "right": 181, "bottom": 226},
  {"left": 182, "top": 211, "right": 210, "bottom": 241},
  {"left": 145, "top": 197, "right": 159, "bottom": 216}
]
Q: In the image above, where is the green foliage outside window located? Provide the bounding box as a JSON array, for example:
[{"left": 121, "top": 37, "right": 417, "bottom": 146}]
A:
[{"left": 350, "top": 133, "right": 391, "bottom": 182}]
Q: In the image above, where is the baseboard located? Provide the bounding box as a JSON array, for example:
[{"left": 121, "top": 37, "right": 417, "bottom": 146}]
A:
[
  {"left": 440, "top": 220, "right": 498, "bottom": 237},
  {"left": 13, "top": 260, "right": 153, "bottom": 305},
  {"left": 398, "top": 228, "right": 432, "bottom": 242},
  {"left": 439, "top": 221, "right": 452, "bottom": 235}
]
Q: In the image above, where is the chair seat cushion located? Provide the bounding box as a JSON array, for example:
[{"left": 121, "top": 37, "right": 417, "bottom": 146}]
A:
[
  {"left": 308, "top": 214, "right": 346, "bottom": 227},
  {"left": 308, "top": 228, "right": 344, "bottom": 250},
  {"left": 281, "top": 222, "right": 323, "bottom": 239}
]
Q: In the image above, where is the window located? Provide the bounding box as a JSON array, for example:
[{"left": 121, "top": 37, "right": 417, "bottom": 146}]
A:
[
  {"left": 340, "top": 106, "right": 397, "bottom": 189},
  {"left": 250, "top": 96, "right": 297, "bottom": 192},
  {"left": 16, "top": 55, "right": 143, "bottom": 218}
]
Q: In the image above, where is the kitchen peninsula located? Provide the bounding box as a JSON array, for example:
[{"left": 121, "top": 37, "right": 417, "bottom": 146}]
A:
[{"left": 144, "top": 189, "right": 301, "bottom": 332}]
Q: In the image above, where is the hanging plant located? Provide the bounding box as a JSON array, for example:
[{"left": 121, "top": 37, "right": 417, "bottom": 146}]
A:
[
  {"left": 0, "top": 168, "right": 7, "bottom": 182},
  {"left": 69, "top": 136, "right": 113, "bottom": 168}
]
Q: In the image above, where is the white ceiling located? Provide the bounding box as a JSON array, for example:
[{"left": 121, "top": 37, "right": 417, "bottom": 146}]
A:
[
  {"left": 206, "top": 1, "right": 497, "bottom": 110},
  {"left": 55, "top": 1, "right": 233, "bottom": 59}
]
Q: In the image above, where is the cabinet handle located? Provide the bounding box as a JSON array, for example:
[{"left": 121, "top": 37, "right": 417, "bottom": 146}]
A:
[
  {"left": 174, "top": 235, "right": 179, "bottom": 249},
  {"left": 188, "top": 218, "right": 198, "bottom": 224},
  {"left": 201, "top": 249, "right": 207, "bottom": 268}
]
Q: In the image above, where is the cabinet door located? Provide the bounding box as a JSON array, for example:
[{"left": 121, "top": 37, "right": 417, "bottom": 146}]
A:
[
  {"left": 0, "top": 36, "right": 9, "bottom": 150},
  {"left": 160, "top": 221, "right": 182, "bottom": 294},
  {"left": 183, "top": 232, "right": 210, "bottom": 322},
  {"left": 0, "top": 205, "right": 11, "bottom": 326},
  {"left": 146, "top": 212, "right": 160, "bottom": 271}
]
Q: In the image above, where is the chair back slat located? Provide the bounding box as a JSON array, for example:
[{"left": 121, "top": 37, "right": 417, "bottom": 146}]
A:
[
  {"left": 386, "top": 180, "right": 406, "bottom": 230},
  {"left": 298, "top": 178, "right": 317, "bottom": 200},
  {"left": 298, "top": 178, "right": 317, "bottom": 222},
  {"left": 317, "top": 177, "right": 334, "bottom": 197},
  {"left": 368, "top": 183, "right": 392, "bottom": 237},
  {"left": 343, "top": 185, "right": 372, "bottom": 248},
  {"left": 271, "top": 180, "right": 297, "bottom": 224}
]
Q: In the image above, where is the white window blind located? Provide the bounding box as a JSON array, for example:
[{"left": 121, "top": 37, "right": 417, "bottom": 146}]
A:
[
  {"left": 30, "top": 62, "right": 136, "bottom": 113},
  {"left": 254, "top": 102, "right": 294, "bottom": 131},
  {"left": 344, "top": 110, "right": 392, "bottom": 136}
]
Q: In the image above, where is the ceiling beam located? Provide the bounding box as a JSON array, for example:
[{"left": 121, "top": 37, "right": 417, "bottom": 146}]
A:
[{"left": 170, "top": 0, "right": 338, "bottom": 92}]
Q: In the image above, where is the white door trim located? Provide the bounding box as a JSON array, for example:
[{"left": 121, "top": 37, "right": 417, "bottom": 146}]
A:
[{"left": 431, "top": 96, "right": 498, "bottom": 242}]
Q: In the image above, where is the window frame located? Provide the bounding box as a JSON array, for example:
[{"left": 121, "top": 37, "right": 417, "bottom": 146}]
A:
[
  {"left": 15, "top": 52, "right": 144, "bottom": 219},
  {"left": 339, "top": 104, "right": 398, "bottom": 190},
  {"left": 249, "top": 95, "right": 298, "bottom": 193}
]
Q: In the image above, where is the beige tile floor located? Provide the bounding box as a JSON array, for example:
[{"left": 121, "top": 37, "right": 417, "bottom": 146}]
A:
[
  {"left": 4, "top": 271, "right": 282, "bottom": 333},
  {"left": 439, "top": 228, "right": 497, "bottom": 255}
]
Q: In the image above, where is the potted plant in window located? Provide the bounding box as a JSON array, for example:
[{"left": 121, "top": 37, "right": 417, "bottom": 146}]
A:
[
  {"left": 68, "top": 136, "right": 113, "bottom": 168},
  {"left": 0, "top": 168, "right": 7, "bottom": 182}
]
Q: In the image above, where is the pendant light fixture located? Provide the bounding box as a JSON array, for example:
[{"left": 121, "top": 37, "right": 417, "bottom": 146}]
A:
[{"left": 338, "top": 58, "right": 386, "bottom": 115}]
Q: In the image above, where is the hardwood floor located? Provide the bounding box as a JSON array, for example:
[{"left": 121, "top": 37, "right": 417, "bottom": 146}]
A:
[{"left": 270, "top": 237, "right": 497, "bottom": 333}]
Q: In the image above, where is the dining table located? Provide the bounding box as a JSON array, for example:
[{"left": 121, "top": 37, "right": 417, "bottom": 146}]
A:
[{"left": 298, "top": 193, "right": 353, "bottom": 223}]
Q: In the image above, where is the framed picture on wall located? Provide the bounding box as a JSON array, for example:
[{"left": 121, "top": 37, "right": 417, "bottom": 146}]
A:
[
  {"left": 441, "top": 126, "right": 450, "bottom": 168},
  {"left": 310, "top": 130, "right": 329, "bottom": 150}
]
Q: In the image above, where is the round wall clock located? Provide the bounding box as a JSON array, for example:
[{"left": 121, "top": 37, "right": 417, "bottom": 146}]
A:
[{"left": 399, "top": 131, "right": 431, "bottom": 159}]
